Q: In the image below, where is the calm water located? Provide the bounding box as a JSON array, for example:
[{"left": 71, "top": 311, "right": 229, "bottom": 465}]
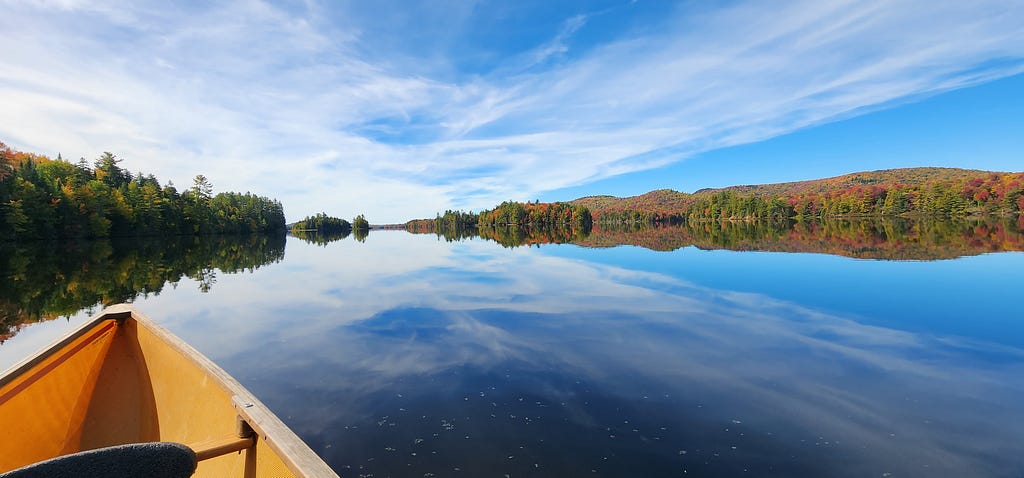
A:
[{"left": 2, "top": 228, "right": 1023, "bottom": 477}]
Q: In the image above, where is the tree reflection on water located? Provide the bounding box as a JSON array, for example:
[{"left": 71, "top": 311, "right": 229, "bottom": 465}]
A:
[
  {"left": 415, "top": 216, "right": 1024, "bottom": 260},
  {"left": 0, "top": 233, "right": 285, "bottom": 341}
]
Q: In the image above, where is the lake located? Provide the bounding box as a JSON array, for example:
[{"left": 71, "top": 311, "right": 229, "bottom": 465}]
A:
[{"left": 2, "top": 220, "right": 1023, "bottom": 477}]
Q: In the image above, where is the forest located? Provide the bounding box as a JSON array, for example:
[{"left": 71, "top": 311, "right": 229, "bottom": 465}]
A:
[
  {"left": 478, "top": 201, "right": 593, "bottom": 229},
  {"left": 573, "top": 168, "right": 1024, "bottom": 224},
  {"left": 408, "top": 168, "right": 1023, "bottom": 238},
  {"left": 407, "top": 209, "right": 478, "bottom": 238},
  {"left": 0, "top": 141, "right": 286, "bottom": 240},
  {"left": 407, "top": 201, "right": 593, "bottom": 238}
]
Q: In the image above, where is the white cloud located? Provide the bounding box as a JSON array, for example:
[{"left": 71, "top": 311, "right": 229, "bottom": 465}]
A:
[{"left": 1, "top": 0, "right": 1022, "bottom": 222}]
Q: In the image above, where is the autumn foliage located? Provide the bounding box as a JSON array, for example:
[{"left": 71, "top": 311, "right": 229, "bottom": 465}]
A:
[
  {"left": 476, "top": 201, "right": 592, "bottom": 229},
  {"left": 576, "top": 218, "right": 1024, "bottom": 260},
  {"left": 406, "top": 202, "right": 593, "bottom": 239},
  {"left": 572, "top": 168, "right": 1024, "bottom": 224}
]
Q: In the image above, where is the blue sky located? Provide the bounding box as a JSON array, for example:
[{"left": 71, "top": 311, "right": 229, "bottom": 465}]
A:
[{"left": 1, "top": 1, "right": 1022, "bottom": 222}]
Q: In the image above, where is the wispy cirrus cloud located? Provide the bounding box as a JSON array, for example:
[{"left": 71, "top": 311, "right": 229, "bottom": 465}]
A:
[{"left": 1, "top": 0, "right": 1022, "bottom": 221}]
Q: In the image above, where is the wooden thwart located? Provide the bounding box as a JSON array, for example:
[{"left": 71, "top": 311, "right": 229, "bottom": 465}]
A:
[{"left": 191, "top": 435, "right": 256, "bottom": 462}]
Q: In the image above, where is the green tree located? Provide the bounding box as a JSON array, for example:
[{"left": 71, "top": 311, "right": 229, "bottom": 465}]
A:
[
  {"left": 183, "top": 174, "right": 214, "bottom": 234},
  {"left": 353, "top": 214, "right": 369, "bottom": 231},
  {"left": 190, "top": 174, "right": 213, "bottom": 201},
  {"left": 94, "top": 152, "right": 128, "bottom": 188}
]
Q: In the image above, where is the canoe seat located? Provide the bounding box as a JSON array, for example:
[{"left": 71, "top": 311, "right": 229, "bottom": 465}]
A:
[{"left": 0, "top": 442, "right": 197, "bottom": 478}]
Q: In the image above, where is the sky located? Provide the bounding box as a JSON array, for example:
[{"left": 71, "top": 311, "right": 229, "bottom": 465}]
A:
[{"left": 1, "top": 1, "right": 1022, "bottom": 223}]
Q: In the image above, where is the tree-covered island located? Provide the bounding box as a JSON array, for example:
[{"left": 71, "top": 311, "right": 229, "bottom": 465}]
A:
[
  {"left": 290, "top": 213, "right": 352, "bottom": 235},
  {"left": 289, "top": 213, "right": 371, "bottom": 244}
]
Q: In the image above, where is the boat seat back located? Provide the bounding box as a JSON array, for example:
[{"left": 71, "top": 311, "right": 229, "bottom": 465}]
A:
[{"left": 0, "top": 442, "right": 196, "bottom": 478}]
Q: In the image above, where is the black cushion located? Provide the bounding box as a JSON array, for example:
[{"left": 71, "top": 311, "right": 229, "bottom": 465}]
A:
[{"left": 0, "top": 442, "right": 197, "bottom": 478}]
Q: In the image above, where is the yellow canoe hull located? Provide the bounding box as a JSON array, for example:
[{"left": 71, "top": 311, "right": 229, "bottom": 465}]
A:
[{"left": 0, "top": 304, "right": 338, "bottom": 477}]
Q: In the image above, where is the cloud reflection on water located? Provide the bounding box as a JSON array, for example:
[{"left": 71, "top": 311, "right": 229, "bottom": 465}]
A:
[{"left": 172, "top": 233, "right": 1024, "bottom": 477}]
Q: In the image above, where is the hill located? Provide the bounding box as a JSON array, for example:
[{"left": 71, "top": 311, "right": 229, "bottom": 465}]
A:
[
  {"left": 571, "top": 167, "right": 1024, "bottom": 222},
  {"left": 694, "top": 167, "right": 992, "bottom": 196}
]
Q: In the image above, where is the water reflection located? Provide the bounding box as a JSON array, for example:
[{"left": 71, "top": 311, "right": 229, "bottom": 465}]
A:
[
  {"left": 353, "top": 227, "right": 369, "bottom": 243},
  {"left": 0, "top": 234, "right": 285, "bottom": 342},
  {"left": 417, "top": 217, "right": 1024, "bottom": 260},
  {"left": 478, "top": 224, "right": 591, "bottom": 248},
  {"left": 290, "top": 229, "right": 352, "bottom": 246},
  {"left": 1, "top": 231, "right": 1021, "bottom": 477},
  {"left": 197, "top": 235, "right": 1023, "bottom": 478},
  {"left": 585, "top": 217, "right": 1024, "bottom": 260}
]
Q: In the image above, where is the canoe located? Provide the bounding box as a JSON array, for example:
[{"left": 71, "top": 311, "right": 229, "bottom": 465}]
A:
[{"left": 0, "top": 304, "right": 339, "bottom": 477}]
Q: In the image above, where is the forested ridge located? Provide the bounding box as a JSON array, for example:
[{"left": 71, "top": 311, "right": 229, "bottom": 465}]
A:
[
  {"left": 407, "top": 168, "right": 1022, "bottom": 236},
  {"left": 573, "top": 167, "right": 1024, "bottom": 224},
  {"left": 0, "top": 141, "right": 285, "bottom": 240}
]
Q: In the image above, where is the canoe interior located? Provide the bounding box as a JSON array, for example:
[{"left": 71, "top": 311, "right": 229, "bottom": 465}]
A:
[{"left": 0, "top": 306, "right": 337, "bottom": 477}]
